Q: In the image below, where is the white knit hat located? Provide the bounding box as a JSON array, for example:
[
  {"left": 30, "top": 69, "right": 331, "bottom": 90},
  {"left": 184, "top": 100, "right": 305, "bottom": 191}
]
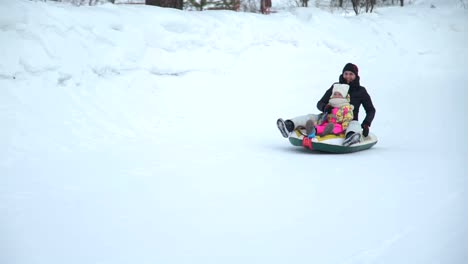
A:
[{"left": 331, "top": 83, "right": 349, "bottom": 98}]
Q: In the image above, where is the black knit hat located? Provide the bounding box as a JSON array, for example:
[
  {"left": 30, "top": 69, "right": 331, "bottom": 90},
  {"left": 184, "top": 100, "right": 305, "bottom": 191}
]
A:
[{"left": 342, "top": 63, "right": 359, "bottom": 76}]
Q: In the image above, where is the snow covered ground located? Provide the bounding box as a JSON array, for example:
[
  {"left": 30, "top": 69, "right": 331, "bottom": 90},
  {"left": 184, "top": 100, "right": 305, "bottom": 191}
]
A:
[{"left": 1, "top": 0, "right": 467, "bottom": 263}]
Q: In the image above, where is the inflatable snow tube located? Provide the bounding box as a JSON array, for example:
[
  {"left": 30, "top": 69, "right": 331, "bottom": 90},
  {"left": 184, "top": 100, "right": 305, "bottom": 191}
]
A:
[{"left": 288, "top": 128, "right": 378, "bottom": 153}]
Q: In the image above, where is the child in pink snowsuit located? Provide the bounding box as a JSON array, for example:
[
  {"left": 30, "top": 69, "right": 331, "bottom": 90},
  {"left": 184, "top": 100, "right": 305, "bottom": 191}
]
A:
[{"left": 315, "top": 84, "right": 354, "bottom": 135}]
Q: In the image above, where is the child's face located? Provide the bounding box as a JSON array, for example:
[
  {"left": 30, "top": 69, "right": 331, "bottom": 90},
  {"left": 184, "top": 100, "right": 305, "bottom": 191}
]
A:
[{"left": 332, "top": 92, "right": 344, "bottom": 98}]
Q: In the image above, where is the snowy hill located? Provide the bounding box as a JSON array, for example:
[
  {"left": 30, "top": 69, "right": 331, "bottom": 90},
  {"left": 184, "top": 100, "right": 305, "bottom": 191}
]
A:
[{"left": 1, "top": 1, "right": 467, "bottom": 263}]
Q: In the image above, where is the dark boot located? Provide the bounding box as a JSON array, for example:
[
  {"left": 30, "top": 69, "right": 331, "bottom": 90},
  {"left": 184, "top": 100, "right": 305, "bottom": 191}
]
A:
[
  {"left": 305, "top": 119, "right": 316, "bottom": 137},
  {"left": 285, "top": 120, "right": 294, "bottom": 132},
  {"left": 343, "top": 132, "right": 361, "bottom": 146},
  {"left": 321, "top": 123, "right": 335, "bottom": 136},
  {"left": 277, "top": 118, "right": 295, "bottom": 138}
]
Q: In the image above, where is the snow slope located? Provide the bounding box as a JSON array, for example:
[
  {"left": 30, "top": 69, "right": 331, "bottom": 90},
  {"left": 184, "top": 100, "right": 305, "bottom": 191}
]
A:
[{"left": 1, "top": 1, "right": 467, "bottom": 263}]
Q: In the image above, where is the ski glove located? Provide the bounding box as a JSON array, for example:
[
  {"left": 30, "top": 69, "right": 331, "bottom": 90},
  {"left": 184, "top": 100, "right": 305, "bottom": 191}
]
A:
[
  {"left": 362, "top": 124, "right": 370, "bottom": 137},
  {"left": 323, "top": 104, "right": 332, "bottom": 113}
]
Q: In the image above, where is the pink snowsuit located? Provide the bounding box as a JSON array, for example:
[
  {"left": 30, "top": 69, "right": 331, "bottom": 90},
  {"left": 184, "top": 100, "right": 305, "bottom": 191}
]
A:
[{"left": 316, "top": 105, "right": 353, "bottom": 135}]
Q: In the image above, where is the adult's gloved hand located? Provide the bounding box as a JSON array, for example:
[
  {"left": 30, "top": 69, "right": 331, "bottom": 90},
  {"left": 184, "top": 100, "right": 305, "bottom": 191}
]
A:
[
  {"left": 323, "top": 104, "right": 332, "bottom": 113},
  {"left": 362, "top": 124, "right": 370, "bottom": 137}
]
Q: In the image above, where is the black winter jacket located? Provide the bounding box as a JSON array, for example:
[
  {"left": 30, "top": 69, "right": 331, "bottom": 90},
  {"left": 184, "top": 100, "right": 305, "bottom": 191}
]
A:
[{"left": 317, "top": 75, "right": 376, "bottom": 127}]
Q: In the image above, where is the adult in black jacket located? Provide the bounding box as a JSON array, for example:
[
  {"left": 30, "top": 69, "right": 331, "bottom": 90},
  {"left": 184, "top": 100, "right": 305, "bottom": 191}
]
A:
[{"left": 277, "top": 63, "right": 376, "bottom": 143}]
